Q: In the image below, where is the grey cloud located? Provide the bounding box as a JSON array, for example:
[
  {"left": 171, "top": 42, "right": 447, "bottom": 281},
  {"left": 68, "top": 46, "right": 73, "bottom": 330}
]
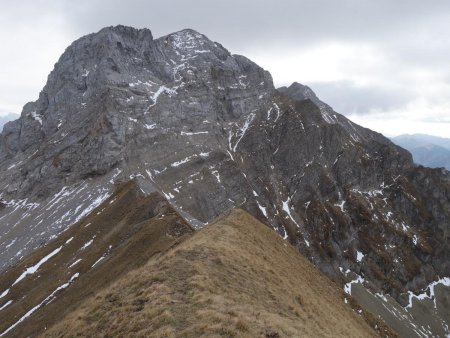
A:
[
  {"left": 307, "top": 81, "right": 414, "bottom": 115},
  {"left": 52, "top": 1, "right": 450, "bottom": 92},
  {"left": 47, "top": 0, "right": 450, "bottom": 50},
  {"left": 419, "top": 116, "right": 450, "bottom": 124},
  {"left": 3, "top": 1, "right": 450, "bottom": 76}
]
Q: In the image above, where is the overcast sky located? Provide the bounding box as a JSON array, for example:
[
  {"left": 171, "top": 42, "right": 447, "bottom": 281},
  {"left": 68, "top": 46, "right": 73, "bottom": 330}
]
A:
[{"left": 1, "top": 0, "right": 449, "bottom": 137}]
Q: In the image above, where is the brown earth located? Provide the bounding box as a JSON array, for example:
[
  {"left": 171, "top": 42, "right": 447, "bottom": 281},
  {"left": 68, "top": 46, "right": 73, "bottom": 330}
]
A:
[{"left": 41, "top": 209, "right": 382, "bottom": 338}]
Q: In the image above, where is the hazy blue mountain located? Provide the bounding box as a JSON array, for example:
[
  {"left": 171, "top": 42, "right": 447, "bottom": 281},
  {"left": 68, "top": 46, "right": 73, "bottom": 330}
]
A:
[
  {"left": 391, "top": 134, "right": 450, "bottom": 169},
  {"left": 0, "top": 113, "right": 19, "bottom": 132}
]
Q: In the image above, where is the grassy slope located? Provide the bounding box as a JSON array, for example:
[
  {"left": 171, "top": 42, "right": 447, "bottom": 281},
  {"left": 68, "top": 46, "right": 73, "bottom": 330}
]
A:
[
  {"left": 44, "top": 209, "right": 381, "bottom": 338},
  {"left": 0, "top": 181, "right": 193, "bottom": 338}
]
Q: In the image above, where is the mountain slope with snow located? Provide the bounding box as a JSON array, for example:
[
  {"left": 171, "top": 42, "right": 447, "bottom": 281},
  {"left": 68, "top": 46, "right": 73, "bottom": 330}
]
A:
[
  {"left": 0, "top": 26, "right": 448, "bottom": 337},
  {"left": 11, "top": 208, "right": 385, "bottom": 338},
  {"left": 0, "top": 180, "right": 193, "bottom": 337}
]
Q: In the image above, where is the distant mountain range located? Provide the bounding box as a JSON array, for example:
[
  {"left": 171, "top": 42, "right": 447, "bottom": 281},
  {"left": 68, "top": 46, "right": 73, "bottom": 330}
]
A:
[
  {"left": 0, "top": 113, "right": 19, "bottom": 132},
  {"left": 391, "top": 134, "right": 450, "bottom": 170}
]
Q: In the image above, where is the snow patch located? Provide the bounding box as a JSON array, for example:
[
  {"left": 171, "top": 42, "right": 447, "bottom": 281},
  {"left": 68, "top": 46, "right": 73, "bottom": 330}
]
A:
[
  {"left": 181, "top": 131, "right": 209, "bottom": 136},
  {"left": 344, "top": 274, "right": 365, "bottom": 295},
  {"left": 5, "top": 239, "right": 16, "bottom": 249},
  {"left": 256, "top": 201, "right": 268, "bottom": 218},
  {"left": 12, "top": 246, "right": 63, "bottom": 286},
  {"left": 267, "top": 103, "right": 281, "bottom": 122},
  {"left": 73, "top": 192, "right": 111, "bottom": 224},
  {"left": 356, "top": 251, "right": 364, "bottom": 262},
  {"left": 282, "top": 197, "right": 300, "bottom": 228},
  {"left": 92, "top": 256, "right": 105, "bottom": 268},
  {"left": 69, "top": 259, "right": 82, "bottom": 268},
  {"left": 144, "top": 123, "right": 156, "bottom": 130},
  {"left": 230, "top": 113, "right": 255, "bottom": 152},
  {"left": 80, "top": 238, "right": 94, "bottom": 251},
  {"left": 162, "top": 191, "right": 175, "bottom": 200},
  {"left": 0, "top": 289, "right": 9, "bottom": 299},
  {"left": 211, "top": 170, "right": 221, "bottom": 183},
  {"left": 406, "top": 277, "right": 450, "bottom": 308},
  {"left": 171, "top": 155, "right": 195, "bottom": 167},
  {"left": 0, "top": 300, "right": 12, "bottom": 312},
  {"left": 335, "top": 200, "right": 345, "bottom": 212},
  {"left": 148, "top": 86, "right": 177, "bottom": 108},
  {"left": 30, "top": 111, "right": 43, "bottom": 125},
  {"left": 0, "top": 273, "right": 79, "bottom": 337}
]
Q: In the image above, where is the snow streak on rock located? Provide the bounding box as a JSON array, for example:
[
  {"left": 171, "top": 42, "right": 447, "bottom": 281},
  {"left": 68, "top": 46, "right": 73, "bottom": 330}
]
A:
[
  {"left": 12, "top": 246, "right": 62, "bottom": 286},
  {"left": 0, "top": 273, "right": 79, "bottom": 337}
]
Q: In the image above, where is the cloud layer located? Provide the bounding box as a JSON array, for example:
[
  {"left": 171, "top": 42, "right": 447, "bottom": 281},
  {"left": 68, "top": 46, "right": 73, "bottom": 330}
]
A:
[{"left": 1, "top": 0, "right": 449, "bottom": 137}]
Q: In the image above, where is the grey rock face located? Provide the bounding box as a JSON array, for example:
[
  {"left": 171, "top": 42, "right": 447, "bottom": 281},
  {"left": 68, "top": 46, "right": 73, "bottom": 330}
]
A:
[
  {"left": 0, "top": 25, "right": 273, "bottom": 269},
  {"left": 0, "top": 25, "right": 449, "bottom": 336}
]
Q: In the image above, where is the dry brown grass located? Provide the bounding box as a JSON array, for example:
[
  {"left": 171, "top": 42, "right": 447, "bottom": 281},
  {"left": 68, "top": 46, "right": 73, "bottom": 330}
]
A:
[{"left": 42, "top": 209, "right": 378, "bottom": 338}]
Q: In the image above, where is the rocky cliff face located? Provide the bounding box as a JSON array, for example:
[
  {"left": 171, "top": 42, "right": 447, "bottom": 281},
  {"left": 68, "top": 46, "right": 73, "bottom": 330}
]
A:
[
  {"left": 0, "top": 25, "right": 448, "bottom": 337},
  {"left": 0, "top": 25, "right": 273, "bottom": 268}
]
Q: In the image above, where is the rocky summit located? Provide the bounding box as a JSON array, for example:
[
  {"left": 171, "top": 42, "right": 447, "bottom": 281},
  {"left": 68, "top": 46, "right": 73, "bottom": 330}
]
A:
[{"left": 0, "top": 25, "right": 449, "bottom": 337}]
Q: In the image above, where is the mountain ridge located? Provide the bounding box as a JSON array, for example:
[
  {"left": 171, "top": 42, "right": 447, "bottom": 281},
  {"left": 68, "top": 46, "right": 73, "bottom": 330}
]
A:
[
  {"left": 391, "top": 134, "right": 450, "bottom": 170},
  {"left": 1, "top": 203, "right": 387, "bottom": 337},
  {"left": 392, "top": 134, "right": 450, "bottom": 150}
]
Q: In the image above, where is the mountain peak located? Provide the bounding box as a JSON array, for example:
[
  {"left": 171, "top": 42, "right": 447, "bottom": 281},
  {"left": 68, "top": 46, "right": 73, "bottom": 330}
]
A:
[
  {"left": 279, "top": 82, "right": 320, "bottom": 103},
  {"left": 96, "top": 24, "right": 153, "bottom": 38},
  {"left": 167, "top": 27, "right": 204, "bottom": 38},
  {"left": 0, "top": 24, "right": 274, "bottom": 196},
  {"left": 61, "top": 24, "right": 154, "bottom": 64}
]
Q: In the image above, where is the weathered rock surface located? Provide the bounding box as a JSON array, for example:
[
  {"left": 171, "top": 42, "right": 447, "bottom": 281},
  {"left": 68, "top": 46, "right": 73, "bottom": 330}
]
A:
[
  {"left": 0, "top": 25, "right": 448, "bottom": 337},
  {"left": 0, "top": 25, "right": 273, "bottom": 268}
]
